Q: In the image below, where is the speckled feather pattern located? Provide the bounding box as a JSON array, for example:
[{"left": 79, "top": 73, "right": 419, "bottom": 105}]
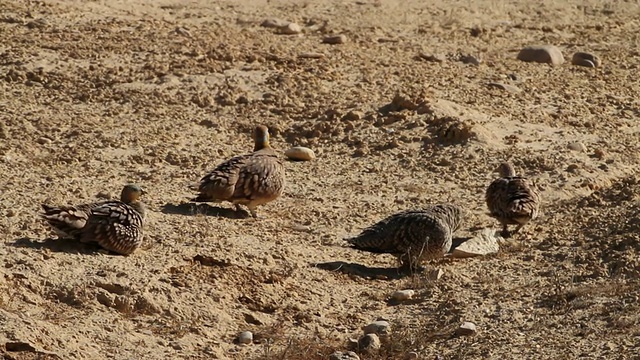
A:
[
  {"left": 346, "top": 203, "right": 463, "bottom": 269},
  {"left": 486, "top": 162, "right": 540, "bottom": 233},
  {"left": 193, "top": 127, "right": 285, "bottom": 217},
  {"left": 81, "top": 201, "right": 145, "bottom": 255},
  {"left": 40, "top": 186, "right": 146, "bottom": 255}
]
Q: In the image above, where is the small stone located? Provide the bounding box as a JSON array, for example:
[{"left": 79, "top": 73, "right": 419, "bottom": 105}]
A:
[
  {"left": 418, "top": 53, "right": 446, "bottom": 62},
  {"left": 460, "top": 54, "right": 481, "bottom": 65},
  {"left": 6, "top": 209, "right": 16, "bottom": 217},
  {"left": 593, "top": 149, "right": 605, "bottom": 159},
  {"left": 279, "top": 22, "right": 302, "bottom": 35},
  {"left": 329, "top": 351, "right": 360, "bottom": 360},
  {"left": 391, "top": 290, "right": 415, "bottom": 302},
  {"left": 517, "top": 45, "right": 565, "bottom": 65},
  {"left": 455, "top": 322, "right": 477, "bottom": 336},
  {"left": 568, "top": 142, "right": 587, "bottom": 152},
  {"left": 487, "top": 82, "right": 521, "bottom": 93},
  {"left": 323, "top": 34, "right": 347, "bottom": 44},
  {"left": 37, "top": 137, "right": 52, "bottom": 145},
  {"left": 572, "top": 52, "right": 601, "bottom": 67},
  {"left": 342, "top": 110, "right": 364, "bottom": 121},
  {"left": 175, "top": 27, "right": 192, "bottom": 38},
  {"left": 237, "top": 331, "right": 253, "bottom": 344},
  {"left": 427, "top": 268, "right": 444, "bottom": 281},
  {"left": 358, "top": 333, "right": 381, "bottom": 352},
  {"left": 285, "top": 146, "right": 316, "bottom": 161},
  {"left": 260, "top": 18, "right": 289, "bottom": 28},
  {"left": 363, "top": 320, "right": 390, "bottom": 335},
  {"left": 451, "top": 228, "right": 500, "bottom": 258}
]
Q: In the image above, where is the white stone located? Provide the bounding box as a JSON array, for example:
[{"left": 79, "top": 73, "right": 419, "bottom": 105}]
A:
[
  {"left": 358, "top": 333, "right": 381, "bottom": 351},
  {"left": 329, "top": 351, "right": 360, "bottom": 360},
  {"left": 391, "top": 289, "right": 415, "bottom": 302},
  {"left": 363, "top": 320, "right": 390, "bottom": 335},
  {"left": 455, "top": 322, "right": 477, "bottom": 336},
  {"left": 237, "top": 331, "right": 253, "bottom": 344},
  {"left": 451, "top": 228, "right": 500, "bottom": 258},
  {"left": 285, "top": 146, "right": 315, "bottom": 161},
  {"left": 279, "top": 22, "right": 302, "bottom": 35}
]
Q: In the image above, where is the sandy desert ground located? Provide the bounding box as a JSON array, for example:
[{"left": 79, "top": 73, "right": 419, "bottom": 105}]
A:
[{"left": 2, "top": 0, "right": 640, "bottom": 359}]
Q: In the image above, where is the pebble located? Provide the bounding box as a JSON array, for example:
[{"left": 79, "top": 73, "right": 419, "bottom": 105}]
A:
[
  {"left": 572, "top": 52, "right": 601, "bottom": 67},
  {"left": 329, "top": 351, "right": 360, "bottom": 360},
  {"left": 405, "top": 352, "right": 419, "bottom": 359},
  {"left": 455, "top": 322, "right": 477, "bottom": 336},
  {"left": 391, "top": 289, "right": 415, "bottom": 302},
  {"left": 260, "top": 18, "right": 289, "bottom": 28},
  {"left": 487, "top": 82, "right": 521, "bottom": 93},
  {"left": 342, "top": 110, "right": 364, "bottom": 121},
  {"left": 451, "top": 228, "right": 500, "bottom": 258},
  {"left": 358, "top": 333, "right": 381, "bottom": 352},
  {"left": 517, "top": 45, "right": 565, "bottom": 65},
  {"left": 6, "top": 209, "right": 16, "bottom": 217},
  {"left": 279, "top": 22, "right": 302, "bottom": 35},
  {"left": 237, "top": 331, "right": 253, "bottom": 344},
  {"left": 37, "top": 137, "right": 52, "bottom": 145},
  {"left": 568, "top": 142, "right": 587, "bottom": 152},
  {"left": 363, "top": 320, "right": 390, "bottom": 335},
  {"left": 285, "top": 146, "right": 316, "bottom": 161},
  {"left": 323, "top": 34, "right": 347, "bottom": 44}
]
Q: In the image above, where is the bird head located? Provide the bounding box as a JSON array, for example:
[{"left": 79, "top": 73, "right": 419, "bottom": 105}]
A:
[
  {"left": 253, "top": 125, "right": 271, "bottom": 151},
  {"left": 496, "top": 162, "right": 516, "bottom": 178},
  {"left": 120, "top": 184, "right": 146, "bottom": 203}
]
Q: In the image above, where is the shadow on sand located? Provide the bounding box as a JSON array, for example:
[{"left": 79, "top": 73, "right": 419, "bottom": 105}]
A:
[
  {"left": 10, "top": 237, "right": 102, "bottom": 255},
  {"left": 161, "top": 202, "right": 249, "bottom": 219}
]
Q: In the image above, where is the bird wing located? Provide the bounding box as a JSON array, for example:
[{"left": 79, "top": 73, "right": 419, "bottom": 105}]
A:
[{"left": 81, "top": 201, "right": 144, "bottom": 255}]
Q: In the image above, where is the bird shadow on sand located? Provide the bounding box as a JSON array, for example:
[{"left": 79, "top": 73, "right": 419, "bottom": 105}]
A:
[
  {"left": 10, "top": 237, "right": 102, "bottom": 255},
  {"left": 161, "top": 203, "right": 250, "bottom": 219},
  {"left": 313, "top": 261, "right": 411, "bottom": 280}
]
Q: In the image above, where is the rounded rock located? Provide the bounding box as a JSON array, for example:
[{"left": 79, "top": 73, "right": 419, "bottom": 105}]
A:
[
  {"left": 279, "top": 22, "right": 302, "bottom": 35},
  {"left": 517, "top": 45, "right": 564, "bottom": 65},
  {"left": 285, "top": 146, "right": 316, "bottom": 161},
  {"left": 323, "top": 34, "right": 347, "bottom": 44},
  {"left": 237, "top": 331, "right": 253, "bottom": 344},
  {"left": 363, "top": 320, "right": 390, "bottom": 335},
  {"left": 455, "top": 322, "right": 477, "bottom": 336},
  {"left": 391, "top": 289, "right": 415, "bottom": 302},
  {"left": 572, "top": 52, "right": 601, "bottom": 67},
  {"left": 358, "top": 333, "right": 381, "bottom": 352}
]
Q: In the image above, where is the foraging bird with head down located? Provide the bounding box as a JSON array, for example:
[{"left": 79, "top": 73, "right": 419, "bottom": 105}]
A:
[
  {"left": 40, "top": 184, "right": 147, "bottom": 255},
  {"left": 345, "top": 203, "right": 464, "bottom": 272},
  {"left": 191, "top": 125, "right": 285, "bottom": 218},
  {"left": 486, "top": 162, "right": 540, "bottom": 238}
]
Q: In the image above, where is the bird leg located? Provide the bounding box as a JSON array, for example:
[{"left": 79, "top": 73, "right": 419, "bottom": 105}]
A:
[{"left": 500, "top": 224, "right": 511, "bottom": 238}]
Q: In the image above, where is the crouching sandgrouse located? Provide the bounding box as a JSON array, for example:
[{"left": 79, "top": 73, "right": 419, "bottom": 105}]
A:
[
  {"left": 191, "top": 125, "right": 285, "bottom": 218},
  {"left": 40, "top": 184, "right": 146, "bottom": 255},
  {"left": 486, "top": 162, "right": 540, "bottom": 238},
  {"left": 346, "top": 203, "right": 463, "bottom": 272}
]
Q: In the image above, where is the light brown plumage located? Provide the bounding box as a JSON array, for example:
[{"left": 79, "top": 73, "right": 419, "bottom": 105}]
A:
[
  {"left": 486, "top": 162, "right": 540, "bottom": 238},
  {"left": 345, "top": 203, "right": 463, "bottom": 271},
  {"left": 192, "top": 125, "right": 285, "bottom": 218},
  {"left": 40, "top": 185, "right": 146, "bottom": 255}
]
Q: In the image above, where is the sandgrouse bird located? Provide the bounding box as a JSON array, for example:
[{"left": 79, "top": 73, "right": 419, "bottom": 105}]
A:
[
  {"left": 40, "top": 184, "right": 146, "bottom": 255},
  {"left": 191, "top": 125, "right": 285, "bottom": 218},
  {"left": 345, "top": 203, "right": 463, "bottom": 272},
  {"left": 486, "top": 162, "right": 540, "bottom": 238}
]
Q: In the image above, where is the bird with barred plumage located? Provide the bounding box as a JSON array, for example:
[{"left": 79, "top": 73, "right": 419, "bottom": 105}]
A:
[
  {"left": 345, "top": 203, "right": 464, "bottom": 272},
  {"left": 40, "top": 184, "right": 146, "bottom": 255},
  {"left": 486, "top": 162, "right": 540, "bottom": 238},
  {"left": 191, "top": 125, "right": 285, "bottom": 218}
]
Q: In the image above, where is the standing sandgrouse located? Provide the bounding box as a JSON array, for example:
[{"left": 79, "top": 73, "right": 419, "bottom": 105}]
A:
[
  {"left": 40, "top": 184, "right": 146, "bottom": 255},
  {"left": 345, "top": 203, "right": 463, "bottom": 271},
  {"left": 191, "top": 125, "right": 285, "bottom": 218},
  {"left": 486, "top": 162, "right": 540, "bottom": 238}
]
